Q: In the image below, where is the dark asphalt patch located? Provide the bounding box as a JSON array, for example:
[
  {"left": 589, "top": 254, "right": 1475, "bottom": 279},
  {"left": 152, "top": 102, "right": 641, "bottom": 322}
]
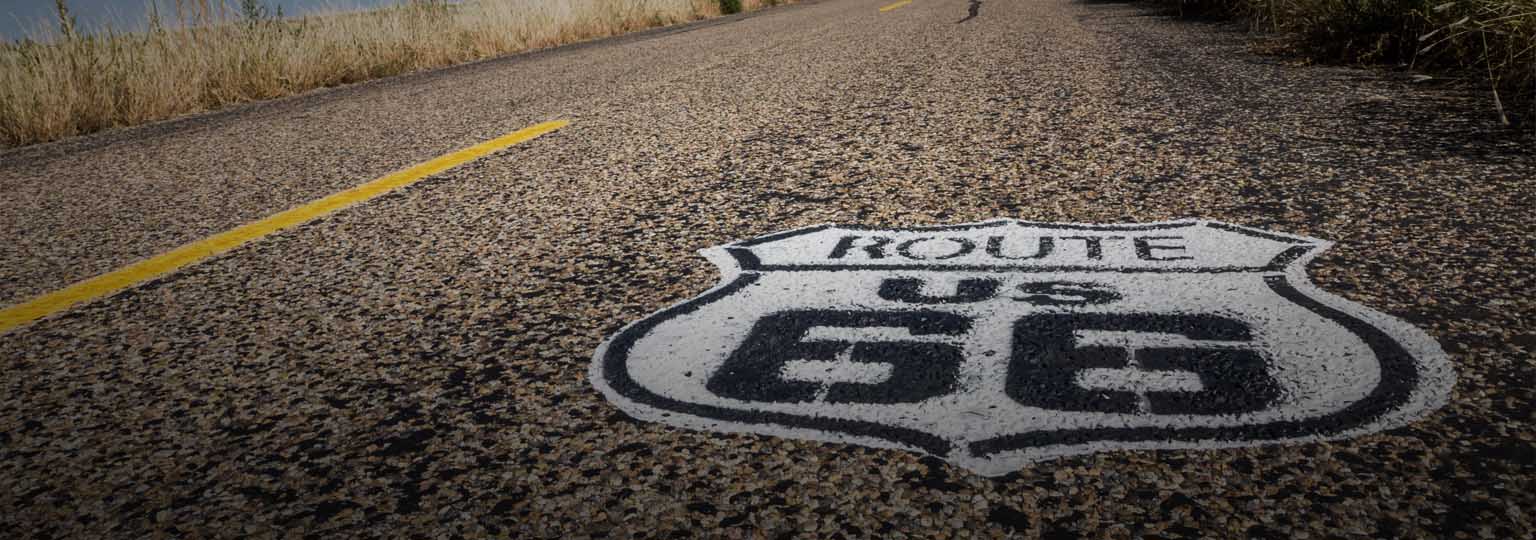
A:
[{"left": 960, "top": 0, "right": 982, "bottom": 23}]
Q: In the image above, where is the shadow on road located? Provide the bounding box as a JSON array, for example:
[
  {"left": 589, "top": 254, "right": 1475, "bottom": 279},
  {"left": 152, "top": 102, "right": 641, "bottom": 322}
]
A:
[{"left": 958, "top": 0, "right": 982, "bottom": 23}]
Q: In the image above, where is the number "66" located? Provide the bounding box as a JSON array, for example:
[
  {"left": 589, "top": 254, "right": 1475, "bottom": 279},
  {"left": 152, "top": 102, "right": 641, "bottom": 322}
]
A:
[{"left": 705, "top": 280, "right": 1281, "bottom": 415}]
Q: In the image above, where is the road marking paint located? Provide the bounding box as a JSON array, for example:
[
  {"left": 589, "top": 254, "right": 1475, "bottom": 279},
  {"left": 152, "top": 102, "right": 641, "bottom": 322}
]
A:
[
  {"left": 879, "top": 0, "right": 912, "bottom": 12},
  {"left": 590, "top": 219, "right": 1454, "bottom": 475},
  {"left": 0, "top": 119, "right": 570, "bottom": 335}
]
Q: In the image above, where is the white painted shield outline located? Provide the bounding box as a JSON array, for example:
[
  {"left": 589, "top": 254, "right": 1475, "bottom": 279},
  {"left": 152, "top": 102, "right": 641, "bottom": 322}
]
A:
[{"left": 589, "top": 219, "right": 1454, "bottom": 475}]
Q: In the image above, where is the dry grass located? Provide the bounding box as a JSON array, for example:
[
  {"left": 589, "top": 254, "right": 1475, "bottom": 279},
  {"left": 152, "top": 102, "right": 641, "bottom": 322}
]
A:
[
  {"left": 0, "top": 0, "right": 789, "bottom": 147},
  {"left": 1157, "top": 0, "right": 1536, "bottom": 126},
  {"left": 1413, "top": 0, "right": 1536, "bottom": 125}
]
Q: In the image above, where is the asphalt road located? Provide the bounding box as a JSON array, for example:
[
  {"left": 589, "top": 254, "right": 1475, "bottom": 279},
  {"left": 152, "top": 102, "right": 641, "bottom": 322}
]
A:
[{"left": 2, "top": 0, "right": 1533, "bottom": 538}]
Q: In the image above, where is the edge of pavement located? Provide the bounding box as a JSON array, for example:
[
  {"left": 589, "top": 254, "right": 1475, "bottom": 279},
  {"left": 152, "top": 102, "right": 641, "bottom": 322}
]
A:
[{"left": 0, "top": 0, "right": 828, "bottom": 168}]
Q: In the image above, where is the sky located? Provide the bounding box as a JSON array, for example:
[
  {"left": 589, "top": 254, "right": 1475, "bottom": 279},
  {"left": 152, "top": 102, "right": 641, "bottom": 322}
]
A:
[{"left": 1, "top": 0, "right": 397, "bottom": 40}]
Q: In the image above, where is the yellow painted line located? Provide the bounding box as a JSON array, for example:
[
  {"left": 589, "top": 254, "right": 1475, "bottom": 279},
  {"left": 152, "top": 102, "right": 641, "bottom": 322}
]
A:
[
  {"left": 0, "top": 119, "right": 570, "bottom": 335},
  {"left": 879, "top": 0, "right": 913, "bottom": 12}
]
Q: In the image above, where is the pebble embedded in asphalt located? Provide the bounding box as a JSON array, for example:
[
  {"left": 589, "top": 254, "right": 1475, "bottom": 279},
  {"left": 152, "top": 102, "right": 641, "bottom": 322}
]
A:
[{"left": 1, "top": 0, "right": 1531, "bottom": 538}]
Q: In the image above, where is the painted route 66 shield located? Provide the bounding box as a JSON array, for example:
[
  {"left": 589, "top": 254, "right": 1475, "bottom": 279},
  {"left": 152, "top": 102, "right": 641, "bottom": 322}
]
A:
[{"left": 590, "top": 220, "right": 1453, "bottom": 476}]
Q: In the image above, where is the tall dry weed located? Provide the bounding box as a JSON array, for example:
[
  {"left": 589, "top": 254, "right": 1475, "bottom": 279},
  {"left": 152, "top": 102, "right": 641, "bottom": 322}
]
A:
[
  {"left": 0, "top": 0, "right": 733, "bottom": 147},
  {"left": 1415, "top": 0, "right": 1536, "bottom": 124},
  {"left": 1155, "top": 0, "right": 1536, "bottom": 126}
]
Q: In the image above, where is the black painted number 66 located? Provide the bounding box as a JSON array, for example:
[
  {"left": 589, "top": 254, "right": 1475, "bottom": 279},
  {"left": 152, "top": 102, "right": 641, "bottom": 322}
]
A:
[{"left": 705, "top": 309, "right": 1281, "bottom": 415}]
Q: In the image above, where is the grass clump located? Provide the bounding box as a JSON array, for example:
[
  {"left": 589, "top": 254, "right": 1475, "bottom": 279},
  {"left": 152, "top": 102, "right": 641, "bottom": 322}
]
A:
[
  {"left": 1156, "top": 0, "right": 1536, "bottom": 126},
  {"left": 0, "top": 0, "right": 779, "bottom": 148}
]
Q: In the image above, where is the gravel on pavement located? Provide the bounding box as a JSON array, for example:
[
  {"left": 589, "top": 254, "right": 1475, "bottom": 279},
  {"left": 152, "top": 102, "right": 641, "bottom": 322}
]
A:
[{"left": 1, "top": 0, "right": 1532, "bottom": 538}]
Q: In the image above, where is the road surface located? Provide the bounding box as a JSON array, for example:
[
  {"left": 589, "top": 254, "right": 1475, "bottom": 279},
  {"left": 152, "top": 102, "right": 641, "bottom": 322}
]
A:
[{"left": 2, "top": 0, "right": 1532, "bottom": 537}]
